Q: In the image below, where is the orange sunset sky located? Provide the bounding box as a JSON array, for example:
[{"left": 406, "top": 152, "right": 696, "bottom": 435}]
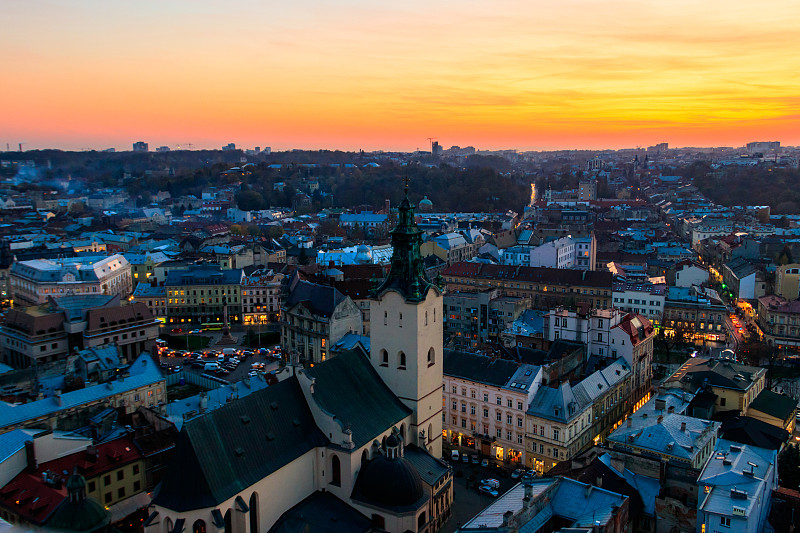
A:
[{"left": 2, "top": 0, "right": 799, "bottom": 152}]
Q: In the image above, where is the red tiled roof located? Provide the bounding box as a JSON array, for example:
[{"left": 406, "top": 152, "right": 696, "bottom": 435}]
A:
[
  {"left": 612, "top": 313, "right": 655, "bottom": 346},
  {"left": 0, "top": 437, "right": 142, "bottom": 525}
]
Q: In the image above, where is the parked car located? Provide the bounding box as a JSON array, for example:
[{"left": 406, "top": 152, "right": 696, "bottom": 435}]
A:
[
  {"left": 481, "top": 459, "right": 489, "bottom": 468},
  {"left": 478, "top": 485, "right": 499, "bottom": 498},
  {"left": 462, "top": 454, "right": 470, "bottom": 463},
  {"left": 248, "top": 370, "right": 259, "bottom": 377},
  {"left": 511, "top": 469, "right": 523, "bottom": 479},
  {"left": 481, "top": 478, "right": 500, "bottom": 489},
  {"left": 215, "top": 368, "right": 229, "bottom": 376},
  {"left": 173, "top": 365, "right": 182, "bottom": 373},
  {"left": 450, "top": 450, "right": 460, "bottom": 462},
  {"left": 471, "top": 455, "right": 479, "bottom": 464}
]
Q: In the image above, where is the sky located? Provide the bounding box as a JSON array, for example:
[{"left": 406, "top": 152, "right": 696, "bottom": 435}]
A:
[{"left": 2, "top": 0, "right": 800, "bottom": 152}]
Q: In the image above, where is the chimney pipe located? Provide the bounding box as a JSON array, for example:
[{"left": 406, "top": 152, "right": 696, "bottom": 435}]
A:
[
  {"left": 680, "top": 421, "right": 687, "bottom": 431},
  {"left": 25, "top": 440, "right": 37, "bottom": 472}
]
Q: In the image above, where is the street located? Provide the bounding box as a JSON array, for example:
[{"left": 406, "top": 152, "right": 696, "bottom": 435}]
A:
[{"left": 440, "top": 459, "right": 520, "bottom": 533}]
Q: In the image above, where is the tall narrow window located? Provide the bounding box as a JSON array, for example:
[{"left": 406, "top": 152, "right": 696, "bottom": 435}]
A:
[
  {"left": 331, "top": 454, "right": 341, "bottom": 486},
  {"left": 398, "top": 352, "right": 406, "bottom": 369},
  {"left": 427, "top": 347, "right": 435, "bottom": 366}
]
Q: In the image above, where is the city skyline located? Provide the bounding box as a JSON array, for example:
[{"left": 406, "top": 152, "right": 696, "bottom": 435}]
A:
[{"left": 3, "top": 0, "right": 799, "bottom": 151}]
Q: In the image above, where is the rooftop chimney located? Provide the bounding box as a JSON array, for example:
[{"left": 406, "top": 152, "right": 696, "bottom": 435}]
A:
[
  {"left": 680, "top": 421, "right": 687, "bottom": 432},
  {"left": 25, "top": 440, "right": 37, "bottom": 472},
  {"left": 657, "top": 414, "right": 663, "bottom": 424}
]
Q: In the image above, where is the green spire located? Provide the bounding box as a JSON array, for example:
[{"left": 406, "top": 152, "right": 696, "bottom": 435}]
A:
[{"left": 373, "top": 180, "right": 434, "bottom": 302}]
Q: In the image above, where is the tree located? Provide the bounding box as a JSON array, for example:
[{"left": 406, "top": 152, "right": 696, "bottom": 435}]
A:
[
  {"left": 266, "top": 225, "right": 284, "bottom": 239},
  {"left": 779, "top": 444, "right": 800, "bottom": 490},
  {"left": 236, "top": 190, "right": 265, "bottom": 211},
  {"left": 655, "top": 322, "right": 692, "bottom": 363}
]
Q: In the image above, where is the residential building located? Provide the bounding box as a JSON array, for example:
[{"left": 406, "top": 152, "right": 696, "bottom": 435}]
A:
[
  {"left": 722, "top": 258, "right": 766, "bottom": 301},
  {"left": 606, "top": 410, "right": 720, "bottom": 470},
  {"left": 672, "top": 260, "right": 710, "bottom": 288},
  {"left": 10, "top": 254, "right": 132, "bottom": 306},
  {"left": 420, "top": 232, "right": 475, "bottom": 265},
  {"left": 697, "top": 440, "right": 777, "bottom": 533},
  {"left": 338, "top": 212, "right": 389, "bottom": 237},
  {"left": 525, "top": 358, "right": 632, "bottom": 474},
  {"left": 573, "top": 234, "right": 596, "bottom": 271},
  {"left": 757, "top": 295, "right": 800, "bottom": 350},
  {"left": 612, "top": 281, "right": 665, "bottom": 326},
  {"left": 503, "top": 237, "right": 576, "bottom": 269},
  {"left": 132, "top": 283, "right": 167, "bottom": 321},
  {"left": 546, "top": 308, "right": 654, "bottom": 400},
  {"left": 664, "top": 287, "right": 728, "bottom": 342},
  {"left": 241, "top": 269, "right": 283, "bottom": 325},
  {"left": 775, "top": 263, "right": 800, "bottom": 300},
  {"left": 444, "top": 289, "right": 530, "bottom": 348},
  {"left": 0, "top": 353, "right": 165, "bottom": 433},
  {"left": 442, "top": 262, "right": 613, "bottom": 310},
  {"left": 443, "top": 351, "right": 541, "bottom": 464},
  {"left": 165, "top": 265, "right": 244, "bottom": 325},
  {"left": 458, "top": 476, "right": 630, "bottom": 533},
  {"left": 281, "top": 279, "right": 362, "bottom": 364},
  {"left": 663, "top": 357, "right": 767, "bottom": 418},
  {"left": 0, "top": 295, "right": 159, "bottom": 368},
  {"left": 746, "top": 389, "right": 797, "bottom": 434}
]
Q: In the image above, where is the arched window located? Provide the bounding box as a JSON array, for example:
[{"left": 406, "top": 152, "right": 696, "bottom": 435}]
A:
[
  {"left": 331, "top": 454, "right": 341, "bottom": 486},
  {"left": 164, "top": 518, "right": 173, "bottom": 533},
  {"left": 361, "top": 449, "right": 368, "bottom": 465},
  {"left": 399, "top": 312, "right": 403, "bottom": 327},
  {"left": 427, "top": 347, "right": 435, "bottom": 365},
  {"left": 425, "top": 311, "right": 428, "bottom": 326},
  {"left": 384, "top": 311, "right": 387, "bottom": 325},
  {"left": 398, "top": 351, "right": 406, "bottom": 369},
  {"left": 193, "top": 520, "right": 206, "bottom": 533},
  {"left": 250, "top": 492, "right": 260, "bottom": 533},
  {"left": 428, "top": 423, "right": 433, "bottom": 443},
  {"left": 381, "top": 349, "right": 388, "bottom": 366},
  {"left": 433, "top": 308, "right": 436, "bottom": 322},
  {"left": 418, "top": 511, "right": 427, "bottom": 530}
]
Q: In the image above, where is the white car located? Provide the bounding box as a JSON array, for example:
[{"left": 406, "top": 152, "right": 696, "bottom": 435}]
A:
[{"left": 248, "top": 370, "right": 259, "bottom": 377}]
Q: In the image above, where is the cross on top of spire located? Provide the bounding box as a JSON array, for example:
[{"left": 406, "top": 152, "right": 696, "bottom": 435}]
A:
[{"left": 402, "top": 175, "right": 410, "bottom": 194}]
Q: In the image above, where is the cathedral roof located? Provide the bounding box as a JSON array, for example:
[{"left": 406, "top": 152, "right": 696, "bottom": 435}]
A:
[
  {"left": 307, "top": 349, "right": 412, "bottom": 448},
  {"left": 153, "top": 377, "right": 328, "bottom": 512}
]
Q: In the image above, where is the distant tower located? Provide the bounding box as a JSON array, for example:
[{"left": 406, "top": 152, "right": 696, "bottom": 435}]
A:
[{"left": 370, "top": 180, "right": 444, "bottom": 457}]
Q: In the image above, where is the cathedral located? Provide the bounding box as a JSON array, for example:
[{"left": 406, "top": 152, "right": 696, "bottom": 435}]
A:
[{"left": 146, "top": 189, "right": 451, "bottom": 533}]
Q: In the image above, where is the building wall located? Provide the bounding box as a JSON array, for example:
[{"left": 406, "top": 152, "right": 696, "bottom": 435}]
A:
[
  {"left": 370, "top": 289, "right": 443, "bottom": 457},
  {"left": 443, "top": 377, "right": 532, "bottom": 464},
  {"left": 776, "top": 264, "right": 800, "bottom": 300}
]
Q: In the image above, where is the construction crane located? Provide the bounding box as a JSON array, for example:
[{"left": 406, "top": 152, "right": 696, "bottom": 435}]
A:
[{"left": 426, "top": 137, "right": 437, "bottom": 154}]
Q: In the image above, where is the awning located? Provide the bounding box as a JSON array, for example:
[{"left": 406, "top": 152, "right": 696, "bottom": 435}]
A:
[{"left": 108, "top": 491, "right": 152, "bottom": 523}]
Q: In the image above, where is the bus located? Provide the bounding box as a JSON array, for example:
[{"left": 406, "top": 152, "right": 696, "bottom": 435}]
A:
[{"left": 201, "top": 322, "right": 224, "bottom": 331}]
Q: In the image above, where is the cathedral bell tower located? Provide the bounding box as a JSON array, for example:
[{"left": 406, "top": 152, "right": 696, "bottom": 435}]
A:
[{"left": 370, "top": 180, "right": 443, "bottom": 457}]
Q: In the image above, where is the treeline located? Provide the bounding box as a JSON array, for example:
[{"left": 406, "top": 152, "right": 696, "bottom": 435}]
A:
[{"left": 689, "top": 162, "right": 800, "bottom": 214}]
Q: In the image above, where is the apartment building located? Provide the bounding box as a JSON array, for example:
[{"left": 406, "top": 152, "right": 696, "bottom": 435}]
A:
[
  {"left": 757, "top": 295, "right": 800, "bottom": 350},
  {"left": 241, "top": 269, "right": 283, "bottom": 325},
  {"left": 664, "top": 287, "right": 728, "bottom": 342},
  {"left": 280, "top": 280, "right": 362, "bottom": 364},
  {"left": 0, "top": 295, "right": 159, "bottom": 368},
  {"left": 697, "top": 440, "right": 777, "bottom": 533},
  {"left": 612, "top": 281, "right": 665, "bottom": 326},
  {"left": 444, "top": 289, "right": 530, "bottom": 348},
  {"left": 10, "top": 255, "right": 132, "bottom": 306},
  {"left": 443, "top": 351, "right": 542, "bottom": 464},
  {"left": 525, "top": 357, "right": 632, "bottom": 474},
  {"left": 165, "top": 265, "right": 244, "bottom": 325},
  {"left": 775, "top": 263, "right": 800, "bottom": 300},
  {"left": 442, "top": 262, "right": 613, "bottom": 310}
]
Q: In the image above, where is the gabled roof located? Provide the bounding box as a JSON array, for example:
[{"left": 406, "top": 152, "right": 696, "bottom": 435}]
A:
[
  {"left": 284, "top": 280, "right": 346, "bottom": 318},
  {"left": 443, "top": 351, "right": 520, "bottom": 388},
  {"left": 719, "top": 416, "right": 789, "bottom": 450},
  {"left": 307, "top": 349, "right": 411, "bottom": 448},
  {"left": 153, "top": 376, "right": 328, "bottom": 512},
  {"left": 748, "top": 389, "right": 796, "bottom": 422}
]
